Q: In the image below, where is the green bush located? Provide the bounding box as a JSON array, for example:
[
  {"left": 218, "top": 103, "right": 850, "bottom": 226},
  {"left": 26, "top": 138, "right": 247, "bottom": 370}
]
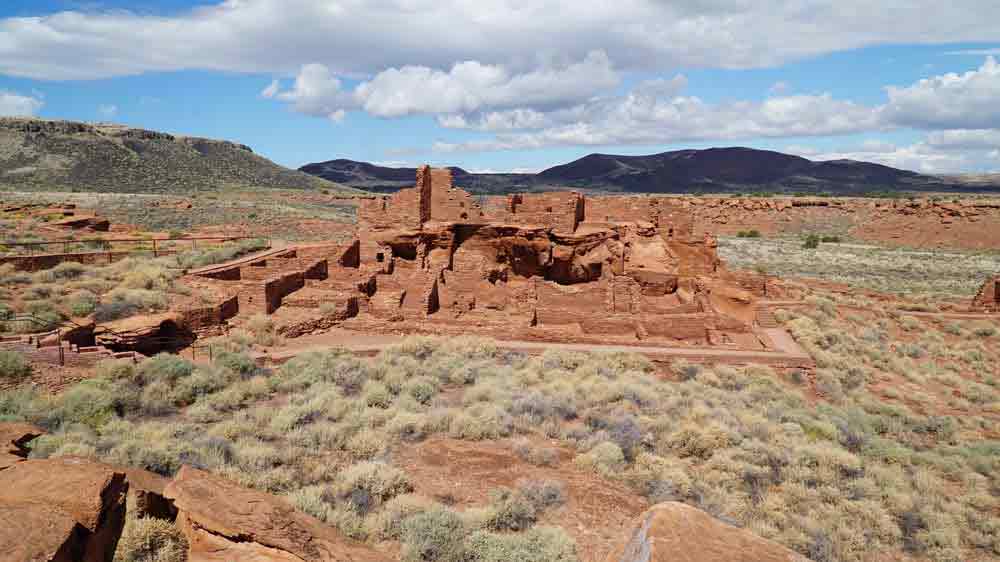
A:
[
  {"left": 736, "top": 230, "right": 761, "bottom": 238},
  {"left": 136, "top": 354, "right": 195, "bottom": 386},
  {"left": 803, "top": 234, "right": 821, "bottom": 249},
  {"left": 67, "top": 290, "right": 99, "bottom": 317},
  {"left": 93, "top": 289, "right": 168, "bottom": 322},
  {"left": 401, "top": 508, "right": 467, "bottom": 562},
  {"left": 575, "top": 442, "right": 625, "bottom": 476},
  {"left": 483, "top": 487, "right": 538, "bottom": 531},
  {"left": 464, "top": 527, "right": 578, "bottom": 562},
  {"left": 0, "top": 351, "right": 31, "bottom": 380},
  {"left": 336, "top": 462, "right": 413, "bottom": 515}
]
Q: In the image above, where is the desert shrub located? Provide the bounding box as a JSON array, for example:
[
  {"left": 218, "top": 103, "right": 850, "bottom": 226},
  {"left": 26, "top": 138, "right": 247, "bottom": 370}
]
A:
[
  {"left": 672, "top": 359, "right": 702, "bottom": 381},
  {"left": 517, "top": 479, "right": 566, "bottom": 512},
  {"left": 821, "top": 235, "right": 842, "bottom": 243},
  {"left": 246, "top": 314, "right": 280, "bottom": 346},
  {"left": 513, "top": 439, "right": 560, "bottom": 467},
  {"left": 136, "top": 354, "right": 195, "bottom": 386},
  {"left": 386, "top": 411, "right": 431, "bottom": 443},
  {"left": 803, "top": 234, "right": 820, "bottom": 249},
  {"left": 50, "top": 261, "right": 89, "bottom": 281},
  {"left": 336, "top": 462, "right": 413, "bottom": 515},
  {"left": 575, "top": 441, "right": 625, "bottom": 476},
  {"left": 93, "top": 289, "right": 168, "bottom": 322},
  {"left": 113, "top": 511, "right": 188, "bottom": 562},
  {"left": 584, "top": 413, "right": 644, "bottom": 461},
  {"left": 67, "top": 290, "right": 99, "bottom": 317},
  {"left": 272, "top": 349, "right": 360, "bottom": 392},
  {"left": 482, "top": 487, "right": 538, "bottom": 531},
  {"left": 401, "top": 508, "right": 467, "bottom": 562},
  {"left": 172, "top": 238, "right": 268, "bottom": 269},
  {"left": 46, "top": 379, "right": 119, "bottom": 429},
  {"left": 403, "top": 376, "right": 439, "bottom": 404},
  {"left": 971, "top": 322, "right": 997, "bottom": 337},
  {"left": 464, "top": 527, "right": 578, "bottom": 562},
  {"left": 0, "top": 350, "right": 31, "bottom": 380},
  {"left": 943, "top": 322, "right": 963, "bottom": 336},
  {"left": 119, "top": 264, "right": 174, "bottom": 292},
  {"left": 213, "top": 350, "right": 258, "bottom": 377},
  {"left": 450, "top": 404, "right": 513, "bottom": 440},
  {"left": 736, "top": 230, "right": 761, "bottom": 238}
]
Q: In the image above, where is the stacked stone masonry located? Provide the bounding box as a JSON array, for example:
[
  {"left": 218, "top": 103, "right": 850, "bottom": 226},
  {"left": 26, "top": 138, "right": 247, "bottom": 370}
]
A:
[
  {"left": 973, "top": 275, "right": 1000, "bottom": 312},
  {"left": 183, "top": 167, "right": 782, "bottom": 347}
]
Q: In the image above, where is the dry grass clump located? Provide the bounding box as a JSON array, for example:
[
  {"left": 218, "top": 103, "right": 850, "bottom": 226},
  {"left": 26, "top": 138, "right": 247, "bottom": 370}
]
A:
[
  {"left": 113, "top": 510, "right": 187, "bottom": 562},
  {"left": 3, "top": 328, "right": 997, "bottom": 561},
  {"left": 246, "top": 314, "right": 281, "bottom": 347}
]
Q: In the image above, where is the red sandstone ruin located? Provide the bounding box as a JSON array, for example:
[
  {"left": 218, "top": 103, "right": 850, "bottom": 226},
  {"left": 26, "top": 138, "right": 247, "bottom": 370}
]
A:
[
  {"left": 189, "top": 166, "right": 781, "bottom": 350},
  {"left": 973, "top": 275, "right": 1000, "bottom": 312}
]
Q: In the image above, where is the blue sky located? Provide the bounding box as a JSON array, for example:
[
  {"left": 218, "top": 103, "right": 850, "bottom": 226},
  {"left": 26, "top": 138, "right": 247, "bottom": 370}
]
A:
[{"left": 1, "top": 1, "right": 999, "bottom": 174}]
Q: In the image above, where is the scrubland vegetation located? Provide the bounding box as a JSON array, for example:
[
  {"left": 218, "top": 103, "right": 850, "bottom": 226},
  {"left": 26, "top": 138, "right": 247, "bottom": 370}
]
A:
[
  {"left": 2, "top": 297, "right": 997, "bottom": 562},
  {"left": 720, "top": 236, "right": 1000, "bottom": 298},
  {"left": 0, "top": 238, "right": 265, "bottom": 331},
  {"left": 2, "top": 189, "right": 357, "bottom": 241}
]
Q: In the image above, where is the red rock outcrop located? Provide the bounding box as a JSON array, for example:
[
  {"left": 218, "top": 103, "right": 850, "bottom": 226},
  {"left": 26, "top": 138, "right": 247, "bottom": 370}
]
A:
[
  {"left": 0, "top": 456, "right": 129, "bottom": 562},
  {"left": 605, "top": 502, "right": 807, "bottom": 562},
  {"left": 164, "top": 465, "right": 389, "bottom": 562}
]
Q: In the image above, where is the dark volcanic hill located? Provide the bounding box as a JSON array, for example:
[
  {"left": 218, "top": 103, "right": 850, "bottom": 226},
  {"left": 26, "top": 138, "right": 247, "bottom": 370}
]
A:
[
  {"left": 299, "top": 159, "right": 472, "bottom": 193},
  {"left": 0, "top": 118, "right": 361, "bottom": 195},
  {"left": 301, "top": 147, "right": 988, "bottom": 195}
]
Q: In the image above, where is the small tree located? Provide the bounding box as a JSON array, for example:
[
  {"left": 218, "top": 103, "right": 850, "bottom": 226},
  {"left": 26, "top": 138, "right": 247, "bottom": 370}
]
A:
[{"left": 803, "top": 234, "right": 820, "bottom": 249}]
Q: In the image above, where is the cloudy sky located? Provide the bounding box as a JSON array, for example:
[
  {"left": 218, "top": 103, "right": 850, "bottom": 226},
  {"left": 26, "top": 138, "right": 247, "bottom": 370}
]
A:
[{"left": 2, "top": 1, "right": 999, "bottom": 174}]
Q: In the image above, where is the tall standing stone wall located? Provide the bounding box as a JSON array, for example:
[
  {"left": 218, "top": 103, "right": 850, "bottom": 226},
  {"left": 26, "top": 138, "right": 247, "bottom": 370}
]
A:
[
  {"left": 506, "top": 192, "right": 584, "bottom": 233},
  {"left": 422, "top": 166, "right": 484, "bottom": 222}
]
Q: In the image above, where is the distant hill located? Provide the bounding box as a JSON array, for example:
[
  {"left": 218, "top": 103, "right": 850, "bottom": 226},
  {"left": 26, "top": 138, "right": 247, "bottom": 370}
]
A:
[
  {"left": 0, "top": 118, "right": 362, "bottom": 195},
  {"left": 299, "top": 159, "right": 472, "bottom": 193},
  {"left": 301, "top": 148, "right": 995, "bottom": 195}
]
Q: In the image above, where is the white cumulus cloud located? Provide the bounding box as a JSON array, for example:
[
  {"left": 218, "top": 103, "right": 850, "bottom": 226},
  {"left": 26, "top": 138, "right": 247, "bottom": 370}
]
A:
[
  {"left": 1, "top": 1, "right": 999, "bottom": 80},
  {"left": 0, "top": 90, "right": 43, "bottom": 116},
  {"left": 882, "top": 56, "right": 1000, "bottom": 130}
]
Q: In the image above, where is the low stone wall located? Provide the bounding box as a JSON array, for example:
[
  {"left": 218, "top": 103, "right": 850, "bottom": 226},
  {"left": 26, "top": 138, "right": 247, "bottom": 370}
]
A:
[
  {"left": 264, "top": 271, "right": 305, "bottom": 314},
  {"left": 179, "top": 295, "right": 239, "bottom": 331}
]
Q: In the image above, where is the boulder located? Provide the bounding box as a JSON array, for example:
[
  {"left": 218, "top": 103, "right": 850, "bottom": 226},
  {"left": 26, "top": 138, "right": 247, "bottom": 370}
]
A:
[
  {"left": 0, "top": 502, "right": 82, "bottom": 562},
  {"left": 605, "top": 502, "right": 807, "bottom": 562},
  {"left": 0, "top": 457, "right": 129, "bottom": 562},
  {"left": 0, "top": 421, "right": 44, "bottom": 471},
  {"left": 164, "top": 465, "right": 389, "bottom": 562}
]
